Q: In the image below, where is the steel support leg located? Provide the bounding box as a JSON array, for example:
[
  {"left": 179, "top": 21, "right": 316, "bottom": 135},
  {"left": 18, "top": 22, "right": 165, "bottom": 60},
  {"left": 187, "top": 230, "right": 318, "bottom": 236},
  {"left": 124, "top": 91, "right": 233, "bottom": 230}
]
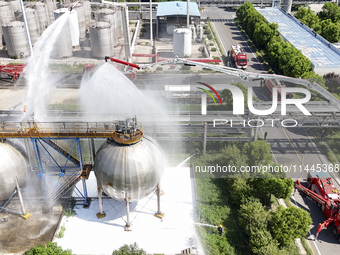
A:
[
  {"left": 96, "top": 186, "right": 106, "bottom": 219},
  {"left": 155, "top": 183, "right": 165, "bottom": 219},
  {"left": 125, "top": 193, "right": 131, "bottom": 231}
]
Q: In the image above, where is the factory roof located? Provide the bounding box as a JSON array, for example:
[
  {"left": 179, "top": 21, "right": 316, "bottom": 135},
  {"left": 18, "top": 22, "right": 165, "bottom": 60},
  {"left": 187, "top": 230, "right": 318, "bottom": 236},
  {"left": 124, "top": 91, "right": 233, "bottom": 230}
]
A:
[
  {"left": 157, "top": 1, "right": 200, "bottom": 17},
  {"left": 256, "top": 7, "right": 340, "bottom": 75}
]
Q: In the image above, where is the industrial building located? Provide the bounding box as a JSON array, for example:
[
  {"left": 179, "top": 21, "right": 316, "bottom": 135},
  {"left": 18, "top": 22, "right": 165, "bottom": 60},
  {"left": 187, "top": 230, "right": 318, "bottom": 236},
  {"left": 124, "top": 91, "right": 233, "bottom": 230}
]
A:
[
  {"left": 256, "top": 7, "right": 340, "bottom": 75},
  {"left": 156, "top": 1, "right": 201, "bottom": 38}
]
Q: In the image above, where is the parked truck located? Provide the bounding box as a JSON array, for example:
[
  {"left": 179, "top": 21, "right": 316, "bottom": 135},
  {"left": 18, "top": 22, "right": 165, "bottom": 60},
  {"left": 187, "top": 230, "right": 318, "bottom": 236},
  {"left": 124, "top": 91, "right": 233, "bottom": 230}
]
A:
[
  {"left": 264, "top": 79, "right": 292, "bottom": 101},
  {"left": 229, "top": 45, "right": 248, "bottom": 69},
  {"left": 295, "top": 171, "right": 340, "bottom": 241}
]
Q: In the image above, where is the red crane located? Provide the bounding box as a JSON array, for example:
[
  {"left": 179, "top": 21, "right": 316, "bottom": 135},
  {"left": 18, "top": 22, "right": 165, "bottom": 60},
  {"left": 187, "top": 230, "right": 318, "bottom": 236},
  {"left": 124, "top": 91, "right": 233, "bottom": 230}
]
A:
[
  {"left": 0, "top": 64, "right": 25, "bottom": 81},
  {"left": 295, "top": 171, "right": 340, "bottom": 241}
]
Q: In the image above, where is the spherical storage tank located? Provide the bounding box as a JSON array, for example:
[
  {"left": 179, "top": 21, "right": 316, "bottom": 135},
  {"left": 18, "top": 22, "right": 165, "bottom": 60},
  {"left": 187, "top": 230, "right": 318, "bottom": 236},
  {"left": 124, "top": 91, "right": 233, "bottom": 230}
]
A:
[
  {"left": 0, "top": 143, "right": 28, "bottom": 201},
  {"left": 94, "top": 135, "right": 164, "bottom": 202},
  {"left": 173, "top": 28, "right": 192, "bottom": 57}
]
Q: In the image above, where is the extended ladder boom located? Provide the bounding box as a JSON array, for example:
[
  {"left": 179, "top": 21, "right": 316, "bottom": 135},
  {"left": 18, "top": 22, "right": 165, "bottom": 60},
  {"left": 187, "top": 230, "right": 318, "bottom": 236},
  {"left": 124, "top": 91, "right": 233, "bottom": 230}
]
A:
[{"left": 295, "top": 180, "right": 329, "bottom": 206}]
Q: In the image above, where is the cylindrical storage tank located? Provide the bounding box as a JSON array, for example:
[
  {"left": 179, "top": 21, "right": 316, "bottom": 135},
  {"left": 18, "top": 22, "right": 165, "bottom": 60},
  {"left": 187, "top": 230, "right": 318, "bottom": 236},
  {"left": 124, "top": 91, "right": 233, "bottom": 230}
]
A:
[
  {"left": 83, "top": 0, "right": 91, "bottom": 32},
  {"left": 95, "top": 8, "right": 117, "bottom": 47},
  {"left": 8, "top": 0, "right": 21, "bottom": 13},
  {"left": 94, "top": 137, "right": 164, "bottom": 201},
  {"left": 25, "top": 8, "right": 40, "bottom": 45},
  {"left": 2, "top": 21, "right": 29, "bottom": 58},
  {"left": 282, "top": 0, "right": 292, "bottom": 14},
  {"left": 54, "top": 8, "right": 80, "bottom": 47},
  {"left": 94, "top": 8, "right": 115, "bottom": 22},
  {"left": 0, "top": 143, "right": 27, "bottom": 201},
  {"left": 74, "top": 3, "right": 86, "bottom": 39},
  {"left": 51, "top": 18, "right": 72, "bottom": 59},
  {"left": 90, "top": 21, "right": 112, "bottom": 58},
  {"left": 35, "top": 2, "right": 49, "bottom": 34},
  {"left": 0, "top": 1, "right": 15, "bottom": 23},
  {"left": 46, "top": 0, "right": 56, "bottom": 24},
  {"left": 173, "top": 28, "right": 192, "bottom": 57}
]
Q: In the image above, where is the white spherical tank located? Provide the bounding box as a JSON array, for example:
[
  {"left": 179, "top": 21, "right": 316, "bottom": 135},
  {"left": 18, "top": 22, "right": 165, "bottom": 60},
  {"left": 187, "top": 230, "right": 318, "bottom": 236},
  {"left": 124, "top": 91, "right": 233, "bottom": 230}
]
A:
[
  {"left": 94, "top": 136, "right": 164, "bottom": 201},
  {"left": 0, "top": 143, "right": 28, "bottom": 201},
  {"left": 173, "top": 28, "right": 192, "bottom": 57}
]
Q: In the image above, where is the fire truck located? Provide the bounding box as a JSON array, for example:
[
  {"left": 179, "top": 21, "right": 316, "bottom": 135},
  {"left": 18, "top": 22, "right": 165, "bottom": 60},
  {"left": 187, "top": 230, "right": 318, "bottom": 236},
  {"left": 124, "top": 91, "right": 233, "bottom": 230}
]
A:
[
  {"left": 264, "top": 79, "right": 292, "bottom": 101},
  {"left": 229, "top": 45, "right": 248, "bottom": 69},
  {"left": 295, "top": 171, "right": 340, "bottom": 241},
  {"left": 0, "top": 64, "right": 25, "bottom": 81}
]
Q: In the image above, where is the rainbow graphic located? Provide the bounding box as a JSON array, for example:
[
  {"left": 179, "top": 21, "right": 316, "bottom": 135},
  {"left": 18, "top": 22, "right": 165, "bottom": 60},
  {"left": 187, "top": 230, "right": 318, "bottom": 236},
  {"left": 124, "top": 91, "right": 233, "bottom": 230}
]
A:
[{"left": 196, "top": 82, "right": 223, "bottom": 106}]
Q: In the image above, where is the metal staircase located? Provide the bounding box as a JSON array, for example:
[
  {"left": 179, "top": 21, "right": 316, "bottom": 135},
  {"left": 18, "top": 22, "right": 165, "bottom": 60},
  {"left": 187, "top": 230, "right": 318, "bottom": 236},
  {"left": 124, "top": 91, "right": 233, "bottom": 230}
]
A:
[
  {"left": 45, "top": 140, "right": 81, "bottom": 166},
  {"left": 42, "top": 140, "right": 91, "bottom": 209},
  {"left": 44, "top": 172, "right": 81, "bottom": 209}
]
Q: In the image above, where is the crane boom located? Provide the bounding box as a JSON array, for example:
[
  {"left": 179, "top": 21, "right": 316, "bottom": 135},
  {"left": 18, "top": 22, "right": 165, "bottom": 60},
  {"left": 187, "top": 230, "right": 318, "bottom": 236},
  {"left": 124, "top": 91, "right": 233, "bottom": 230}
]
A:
[{"left": 105, "top": 56, "right": 340, "bottom": 110}]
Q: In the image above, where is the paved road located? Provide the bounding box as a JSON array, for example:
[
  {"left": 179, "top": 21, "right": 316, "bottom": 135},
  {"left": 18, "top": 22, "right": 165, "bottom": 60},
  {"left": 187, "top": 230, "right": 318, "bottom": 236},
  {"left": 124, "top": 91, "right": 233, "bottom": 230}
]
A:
[
  {"left": 261, "top": 124, "right": 340, "bottom": 255},
  {"left": 202, "top": 7, "right": 266, "bottom": 73},
  {"left": 201, "top": 6, "right": 340, "bottom": 253}
]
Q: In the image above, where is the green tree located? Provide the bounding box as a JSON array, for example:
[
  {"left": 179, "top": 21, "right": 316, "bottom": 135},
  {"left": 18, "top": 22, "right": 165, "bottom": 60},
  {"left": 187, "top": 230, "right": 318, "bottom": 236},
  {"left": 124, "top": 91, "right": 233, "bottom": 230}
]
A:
[
  {"left": 294, "top": 6, "right": 321, "bottom": 33},
  {"left": 269, "top": 206, "right": 312, "bottom": 246},
  {"left": 250, "top": 176, "right": 294, "bottom": 205},
  {"left": 324, "top": 72, "right": 340, "bottom": 94},
  {"left": 238, "top": 198, "right": 270, "bottom": 237},
  {"left": 320, "top": 19, "right": 340, "bottom": 43},
  {"left": 243, "top": 140, "right": 273, "bottom": 166},
  {"left": 228, "top": 178, "right": 252, "bottom": 206},
  {"left": 218, "top": 144, "right": 247, "bottom": 170},
  {"left": 220, "top": 82, "right": 248, "bottom": 111},
  {"left": 24, "top": 242, "right": 72, "bottom": 255},
  {"left": 246, "top": 12, "right": 266, "bottom": 39},
  {"left": 112, "top": 243, "right": 146, "bottom": 255},
  {"left": 253, "top": 22, "right": 279, "bottom": 48},
  {"left": 318, "top": 2, "right": 340, "bottom": 23},
  {"left": 250, "top": 229, "right": 279, "bottom": 255},
  {"left": 236, "top": 2, "right": 255, "bottom": 25}
]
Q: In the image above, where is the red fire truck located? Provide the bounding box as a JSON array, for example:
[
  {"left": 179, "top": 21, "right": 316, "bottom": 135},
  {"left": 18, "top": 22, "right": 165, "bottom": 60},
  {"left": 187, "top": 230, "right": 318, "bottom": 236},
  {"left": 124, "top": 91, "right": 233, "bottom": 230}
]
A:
[
  {"left": 264, "top": 79, "right": 292, "bottom": 101},
  {"left": 229, "top": 45, "right": 248, "bottom": 69},
  {"left": 295, "top": 171, "right": 340, "bottom": 241}
]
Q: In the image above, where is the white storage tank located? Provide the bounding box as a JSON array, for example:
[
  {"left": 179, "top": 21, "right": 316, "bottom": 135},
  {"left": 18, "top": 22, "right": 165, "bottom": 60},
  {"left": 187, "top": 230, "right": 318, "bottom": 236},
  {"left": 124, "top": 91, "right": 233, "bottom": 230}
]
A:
[
  {"left": 25, "top": 8, "right": 40, "bottom": 45},
  {"left": 90, "top": 21, "right": 113, "bottom": 58},
  {"left": 0, "top": 0, "right": 15, "bottom": 21},
  {"left": 35, "top": 2, "right": 49, "bottom": 34},
  {"left": 8, "top": 0, "right": 21, "bottom": 13},
  {"left": 282, "top": 0, "right": 293, "bottom": 14},
  {"left": 83, "top": 0, "right": 92, "bottom": 32},
  {"left": 0, "top": 143, "right": 28, "bottom": 201},
  {"left": 2, "top": 21, "right": 29, "bottom": 58},
  {"left": 95, "top": 8, "right": 118, "bottom": 47},
  {"left": 54, "top": 8, "right": 80, "bottom": 48},
  {"left": 173, "top": 28, "right": 192, "bottom": 57},
  {"left": 74, "top": 3, "right": 86, "bottom": 39},
  {"left": 51, "top": 12, "right": 73, "bottom": 58},
  {"left": 46, "top": 0, "right": 56, "bottom": 24}
]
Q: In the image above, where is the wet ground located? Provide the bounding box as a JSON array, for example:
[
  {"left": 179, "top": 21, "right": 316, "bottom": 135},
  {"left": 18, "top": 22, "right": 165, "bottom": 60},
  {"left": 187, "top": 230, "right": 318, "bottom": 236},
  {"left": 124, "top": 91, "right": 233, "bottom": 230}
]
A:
[{"left": 0, "top": 202, "right": 61, "bottom": 253}]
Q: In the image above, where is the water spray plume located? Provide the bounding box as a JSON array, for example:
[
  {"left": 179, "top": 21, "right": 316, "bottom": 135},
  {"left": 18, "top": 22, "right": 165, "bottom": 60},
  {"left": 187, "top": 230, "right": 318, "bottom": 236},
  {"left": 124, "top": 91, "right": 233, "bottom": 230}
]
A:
[{"left": 23, "top": 11, "right": 72, "bottom": 121}]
